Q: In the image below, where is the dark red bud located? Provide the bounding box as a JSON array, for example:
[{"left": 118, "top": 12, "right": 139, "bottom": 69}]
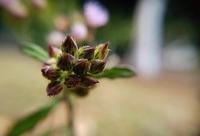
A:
[
  {"left": 94, "top": 42, "right": 109, "bottom": 60},
  {"left": 73, "top": 59, "right": 90, "bottom": 75},
  {"left": 46, "top": 81, "right": 63, "bottom": 96},
  {"left": 81, "top": 77, "right": 99, "bottom": 88},
  {"left": 43, "top": 58, "right": 56, "bottom": 66},
  {"left": 48, "top": 45, "right": 62, "bottom": 57},
  {"left": 89, "top": 60, "right": 105, "bottom": 74},
  {"left": 41, "top": 66, "right": 60, "bottom": 80},
  {"left": 65, "top": 75, "right": 81, "bottom": 88},
  {"left": 61, "top": 35, "right": 78, "bottom": 55},
  {"left": 57, "top": 53, "right": 75, "bottom": 71},
  {"left": 78, "top": 46, "right": 95, "bottom": 60}
]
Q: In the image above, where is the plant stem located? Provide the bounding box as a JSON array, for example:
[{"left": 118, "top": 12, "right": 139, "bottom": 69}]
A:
[{"left": 64, "top": 91, "right": 75, "bottom": 136}]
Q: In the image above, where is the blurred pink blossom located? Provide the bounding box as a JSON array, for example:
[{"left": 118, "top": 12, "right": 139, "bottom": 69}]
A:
[
  {"left": 84, "top": 1, "right": 109, "bottom": 28},
  {"left": 0, "top": 0, "right": 28, "bottom": 18},
  {"left": 54, "top": 15, "right": 70, "bottom": 32},
  {"left": 71, "top": 22, "right": 88, "bottom": 41},
  {"left": 32, "top": 0, "right": 46, "bottom": 9},
  {"left": 46, "top": 31, "right": 65, "bottom": 47}
]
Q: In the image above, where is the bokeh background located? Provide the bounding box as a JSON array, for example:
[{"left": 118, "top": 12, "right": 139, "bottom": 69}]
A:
[{"left": 0, "top": 0, "right": 200, "bottom": 135}]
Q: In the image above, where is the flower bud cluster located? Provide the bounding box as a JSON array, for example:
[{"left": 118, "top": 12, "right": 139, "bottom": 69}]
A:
[{"left": 41, "top": 35, "right": 109, "bottom": 96}]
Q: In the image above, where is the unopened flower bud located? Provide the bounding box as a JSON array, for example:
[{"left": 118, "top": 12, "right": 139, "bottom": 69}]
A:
[
  {"left": 78, "top": 46, "right": 95, "bottom": 60},
  {"left": 57, "top": 53, "right": 75, "bottom": 71},
  {"left": 61, "top": 35, "right": 78, "bottom": 55},
  {"left": 90, "top": 60, "right": 105, "bottom": 74},
  {"left": 81, "top": 77, "right": 99, "bottom": 88},
  {"left": 48, "top": 45, "right": 62, "bottom": 58},
  {"left": 94, "top": 42, "right": 109, "bottom": 60},
  {"left": 41, "top": 66, "right": 60, "bottom": 80},
  {"left": 47, "top": 81, "right": 63, "bottom": 96},
  {"left": 73, "top": 59, "right": 90, "bottom": 75},
  {"left": 44, "top": 58, "right": 57, "bottom": 66},
  {"left": 65, "top": 75, "right": 81, "bottom": 88}
]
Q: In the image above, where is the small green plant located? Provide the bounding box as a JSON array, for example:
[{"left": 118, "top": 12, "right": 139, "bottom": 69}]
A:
[{"left": 7, "top": 35, "right": 135, "bottom": 136}]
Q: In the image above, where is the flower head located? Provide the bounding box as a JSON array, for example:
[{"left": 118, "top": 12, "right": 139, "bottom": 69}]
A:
[{"left": 41, "top": 35, "right": 109, "bottom": 96}]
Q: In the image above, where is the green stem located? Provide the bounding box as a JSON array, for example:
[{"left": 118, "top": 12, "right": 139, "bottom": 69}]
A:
[{"left": 64, "top": 91, "right": 75, "bottom": 136}]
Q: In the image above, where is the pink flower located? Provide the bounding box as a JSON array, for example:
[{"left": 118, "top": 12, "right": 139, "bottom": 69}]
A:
[
  {"left": 32, "top": 0, "right": 47, "bottom": 9},
  {"left": 71, "top": 22, "right": 88, "bottom": 41},
  {"left": 46, "top": 31, "right": 65, "bottom": 47},
  {"left": 84, "top": 1, "right": 109, "bottom": 28},
  {"left": 0, "top": 0, "right": 28, "bottom": 18}
]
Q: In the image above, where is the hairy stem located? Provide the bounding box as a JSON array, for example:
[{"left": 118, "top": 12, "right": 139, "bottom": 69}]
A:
[{"left": 64, "top": 91, "right": 75, "bottom": 136}]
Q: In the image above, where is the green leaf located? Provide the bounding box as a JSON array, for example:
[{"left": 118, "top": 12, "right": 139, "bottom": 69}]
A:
[
  {"left": 7, "top": 101, "right": 58, "bottom": 136},
  {"left": 21, "top": 42, "right": 48, "bottom": 62},
  {"left": 96, "top": 67, "right": 136, "bottom": 79}
]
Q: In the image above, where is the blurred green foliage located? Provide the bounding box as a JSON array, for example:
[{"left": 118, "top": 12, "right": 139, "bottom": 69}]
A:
[
  {"left": 96, "top": 67, "right": 136, "bottom": 79},
  {"left": 0, "top": 0, "right": 133, "bottom": 57},
  {"left": 96, "top": 15, "right": 132, "bottom": 57},
  {"left": 7, "top": 100, "right": 58, "bottom": 136},
  {"left": 1, "top": 0, "right": 79, "bottom": 45},
  {"left": 22, "top": 42, "right": 48, "bottom": 61}
]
